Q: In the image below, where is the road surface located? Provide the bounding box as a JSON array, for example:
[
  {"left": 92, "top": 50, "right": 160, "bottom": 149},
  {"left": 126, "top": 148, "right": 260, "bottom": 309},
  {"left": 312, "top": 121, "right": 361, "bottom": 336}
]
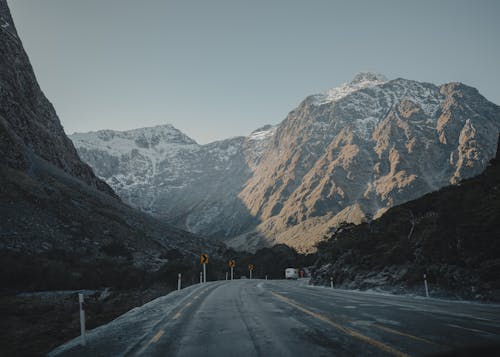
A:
[{"left": 50, "top": 279, "right": 500, "bottom": 356}]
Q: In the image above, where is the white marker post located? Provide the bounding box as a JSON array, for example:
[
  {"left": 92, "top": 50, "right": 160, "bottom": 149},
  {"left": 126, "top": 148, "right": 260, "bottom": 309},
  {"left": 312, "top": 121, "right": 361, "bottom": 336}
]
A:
[
  {"left": 424, "top": 274, "right": 430, "bottom": 298},
  {"left": 231, "top": 266, "right": 234, "bottom": 281},
  {"left": 225, "top": 271, "right": 228, "bottom": 281},
  {"left": 330, "top": 277, "right": 334, "bottom": 289},
  {"left": 78, "top": 293, "right": 86, "bottom": 346},
  {"left": 265, "top": 275, "right": 268, "bottom": 280},
  {"left": 177, "top": 273, "right": 182, "bottom": 291},
  {"left": 200, "top": 271, "right": 203, "bottom": 284},
  {"left": 203, "top": 263, "right": 207, "bottom": 283}
]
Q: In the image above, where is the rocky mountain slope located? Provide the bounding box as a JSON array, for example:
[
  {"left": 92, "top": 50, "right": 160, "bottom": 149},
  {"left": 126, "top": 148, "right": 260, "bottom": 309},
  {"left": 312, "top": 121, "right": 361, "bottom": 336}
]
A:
[
  {"left": 235, "top": 73, "right": 500, "bottom": 252},
  {"left": 70, "top": 125, "right": 267, "bottom": 239},
  {"left": 0, "top": 0, "right": 223, "bottom": 292},
  {"left": 0, "top": 2, "right": 115, "bottom": 198},
  {"left": 310, "top": 136, "right": 500, "bottom": 301},
  {"left": 72, "top": 73, "right": 500, "bottom": 252}
]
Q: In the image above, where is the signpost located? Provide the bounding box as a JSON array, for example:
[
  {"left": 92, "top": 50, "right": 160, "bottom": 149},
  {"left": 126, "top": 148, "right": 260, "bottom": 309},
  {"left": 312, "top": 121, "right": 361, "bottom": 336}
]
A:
[
  {"left": 229, "top": 259, "right": 236, "bottom": 280},
  {"left": 248, "top": 264, "right": 254, "bottom": 279},
  {"left": 200, "top": 254, "right": 208, "bottom": 283}
]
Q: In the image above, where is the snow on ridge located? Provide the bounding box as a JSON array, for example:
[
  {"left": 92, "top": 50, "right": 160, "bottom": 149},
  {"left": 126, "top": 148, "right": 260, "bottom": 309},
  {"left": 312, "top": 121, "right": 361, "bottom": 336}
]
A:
[
  {"left": 248, "top": 125, "right": 277, "bottom": 142},
  {"left": 313, "top": 72, "right": 388, "bottom": 106}
]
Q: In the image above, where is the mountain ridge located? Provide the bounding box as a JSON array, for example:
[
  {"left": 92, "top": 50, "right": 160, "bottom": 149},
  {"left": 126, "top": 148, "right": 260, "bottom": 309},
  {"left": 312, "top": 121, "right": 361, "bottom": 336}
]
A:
[{"left": 71, "top": 73, "right": 500, "bottom": 252}]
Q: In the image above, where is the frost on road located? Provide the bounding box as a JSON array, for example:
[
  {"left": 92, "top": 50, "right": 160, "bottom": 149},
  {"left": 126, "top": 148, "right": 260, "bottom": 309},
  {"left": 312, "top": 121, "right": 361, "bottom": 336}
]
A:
[{"left": 50, "top": 280, "right": 500, "bottom": 357}]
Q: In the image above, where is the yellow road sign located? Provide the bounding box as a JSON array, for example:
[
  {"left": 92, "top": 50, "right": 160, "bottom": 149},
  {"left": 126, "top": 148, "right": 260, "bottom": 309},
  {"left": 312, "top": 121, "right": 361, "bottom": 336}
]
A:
[
  {"left": 248, "top": 264, "right": 254, "bottom": 270},
  {"left": 229, "top": 259, "right": 236, "bottom": 268},
  {"left": 200, "top": 253, "right": 208, "bottom": 264}
]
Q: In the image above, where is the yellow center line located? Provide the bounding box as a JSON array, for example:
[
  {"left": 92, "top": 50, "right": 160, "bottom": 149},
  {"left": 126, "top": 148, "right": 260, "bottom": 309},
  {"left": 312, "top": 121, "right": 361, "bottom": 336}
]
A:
[
  {"left": 373, "top": 323, "right": 446, "bottom": 348},
  {"left": 150, "top": 330, "right": 164, "bottom": 343},
  {"left": 135, "top": 285, "right": 213, "bottom": 355},
  {"left": 277, "top": 287, "right": 446, "bottom": 349},
  {"left": 271, "top": 291, "right": 409, "bottom": 357}
]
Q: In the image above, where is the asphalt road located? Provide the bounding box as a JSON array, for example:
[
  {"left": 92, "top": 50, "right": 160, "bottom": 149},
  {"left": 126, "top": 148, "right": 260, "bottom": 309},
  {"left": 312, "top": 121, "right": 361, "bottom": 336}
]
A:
[{"left": 51, "top": 279, "right": 500, "bottom": 356}]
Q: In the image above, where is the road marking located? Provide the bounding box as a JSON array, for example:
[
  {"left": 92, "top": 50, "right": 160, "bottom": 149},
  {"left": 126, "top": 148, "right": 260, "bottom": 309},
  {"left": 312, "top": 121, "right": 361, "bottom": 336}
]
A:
[
  {"left": 290, "top": 285, "right": 498, "bottom": 325},
  {"left": 134, "top": 284, "right": 214, "bottom": 355},
  {"left": 150, "top": 330, "right": 164, "bottom": 343},
  {"left": 272, "top": 286, "right": 445, "bottom": 348},
  {"left": 373, "top": 323, "right": 445, "bottom": 347},
  {"left": 447, "top": 323, "right": 497, "bottom": 335},
  {"left": 271, "top": 291, "right": 409, "bottom": 357}
]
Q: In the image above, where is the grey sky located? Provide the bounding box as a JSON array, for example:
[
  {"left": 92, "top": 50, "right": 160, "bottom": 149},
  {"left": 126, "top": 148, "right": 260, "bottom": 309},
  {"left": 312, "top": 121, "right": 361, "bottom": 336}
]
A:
[{"left": 8, "top": 0, "right": 500, "bottom": 144}]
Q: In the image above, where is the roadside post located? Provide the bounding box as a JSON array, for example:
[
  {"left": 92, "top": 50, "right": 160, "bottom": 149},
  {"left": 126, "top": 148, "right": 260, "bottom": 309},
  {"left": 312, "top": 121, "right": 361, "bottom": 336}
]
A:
[
  {"left": 78, "top": 293, "right": 86, "bottom": 346},
  {"left": 424, "top": 274, "right": 430, "bottom": 297},
  {"left": 178, "top": 273, "right": 182, "bottom": 291},
  {"left": 330, "top": 277, "right": 334, "bottom": 288},
  {"left": 229, "top": 260, "right": 236, "bottom": 280},
  {"left": 265, "top": 275, "right": 268, "bottom": 280},
  {"left": 200, "top": 271, "right": 203, "bottom": 284},
  {"left": 248, "top": 264, "right": 254, "bottom": 279},
  {"left": 200, "top": 253, "right": 208, "bottom": 283},
  {"left": 225, "top": 271, "right": 228, "bottom": 281}
]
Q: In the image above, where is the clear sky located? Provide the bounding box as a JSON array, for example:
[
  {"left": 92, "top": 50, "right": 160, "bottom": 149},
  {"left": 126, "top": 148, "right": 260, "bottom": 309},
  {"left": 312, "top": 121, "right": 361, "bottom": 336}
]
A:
[{"left": 8, "top": 0, "right": 500, "bottom": 144}]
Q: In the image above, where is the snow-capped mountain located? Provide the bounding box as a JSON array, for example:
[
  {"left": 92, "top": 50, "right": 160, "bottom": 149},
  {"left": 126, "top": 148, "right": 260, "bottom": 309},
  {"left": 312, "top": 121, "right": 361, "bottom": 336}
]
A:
[
  {"left": 70, "top": 125, "right": 274, "bottom": 239},
  {"left": 71, "top": 72, "right": 500, "bottom": 252}
]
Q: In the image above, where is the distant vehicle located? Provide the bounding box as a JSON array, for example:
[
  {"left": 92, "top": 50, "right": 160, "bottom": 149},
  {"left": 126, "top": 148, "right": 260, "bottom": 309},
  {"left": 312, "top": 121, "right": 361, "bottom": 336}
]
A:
[{"left": 285, "top": 268, "right": 299, "bottom": 280}]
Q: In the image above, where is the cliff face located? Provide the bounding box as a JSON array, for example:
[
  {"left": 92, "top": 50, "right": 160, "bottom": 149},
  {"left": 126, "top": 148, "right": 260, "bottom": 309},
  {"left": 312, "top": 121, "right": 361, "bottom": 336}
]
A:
[
  {"left": 0, "top": 1, "right": 115, "bottom": 196},
  {"left": 310, "top": 137, "right": 500, "bottom": 301},
  {"left": 234, "top": 76, "right": 500, "bottom": 252}
]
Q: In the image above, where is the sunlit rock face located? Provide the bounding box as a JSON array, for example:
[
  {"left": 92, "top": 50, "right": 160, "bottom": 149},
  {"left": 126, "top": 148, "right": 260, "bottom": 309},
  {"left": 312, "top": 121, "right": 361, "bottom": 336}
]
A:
[{"left": 72, "top": 73, "right": 500, "bottom": 252}]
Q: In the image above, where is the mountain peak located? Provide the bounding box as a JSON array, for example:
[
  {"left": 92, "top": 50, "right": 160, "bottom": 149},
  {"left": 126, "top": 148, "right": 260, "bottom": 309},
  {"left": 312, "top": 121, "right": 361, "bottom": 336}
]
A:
[
  {"left": 350, "top": 72, "right": 388, "bottom": 85},
  {"left": 313, "top": 72, "right": 388, "bottom": 106}
]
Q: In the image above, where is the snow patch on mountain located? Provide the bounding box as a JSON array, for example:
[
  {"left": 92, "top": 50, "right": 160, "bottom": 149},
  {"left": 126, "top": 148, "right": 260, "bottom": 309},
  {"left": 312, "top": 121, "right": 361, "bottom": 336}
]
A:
[{"left": 313, "top": 72, "right": 388, "bottom": 106}]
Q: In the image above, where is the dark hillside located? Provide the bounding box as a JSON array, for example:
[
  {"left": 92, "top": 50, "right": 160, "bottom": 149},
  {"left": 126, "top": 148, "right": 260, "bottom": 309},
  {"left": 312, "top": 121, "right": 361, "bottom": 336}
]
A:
[{"left": 311, "top": 137, "right": 500, "bottom": 301}]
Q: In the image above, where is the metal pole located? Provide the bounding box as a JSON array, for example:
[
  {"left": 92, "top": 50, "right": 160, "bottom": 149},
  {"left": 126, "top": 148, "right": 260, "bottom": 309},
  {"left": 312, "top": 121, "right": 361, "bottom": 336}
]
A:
[
  {"left": 225, "top": 271, "right": 228, "bottom": 281},
  {"left": 424, "top": 274, "right": 429, "bottom": 297},
  {"left": 78, "top": 293, "right": 86, "bottom": 346},
  {"left": 200, "top": 271, "right": 203, "bottom": 284},
  {"left": 231, "top": 266, "right": 234, "bottom": 280},
  {"left": 203, "top": 263, "right": 207, "bottom": 283},
  {"left": 250, "top": 270, "right": 252, "bottom": 279},
  {"left": 177, "top": 273, "right": 181, "bottom": 291},
  {"left": 330, "top": 277, "right": 334, "bottom": 288}
]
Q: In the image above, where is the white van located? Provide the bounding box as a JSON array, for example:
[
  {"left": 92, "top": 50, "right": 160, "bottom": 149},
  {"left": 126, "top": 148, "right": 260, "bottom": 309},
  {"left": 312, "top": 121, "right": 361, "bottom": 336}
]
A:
[{"left": 285, "top": 268, "right": 299, "bottom": 280}]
